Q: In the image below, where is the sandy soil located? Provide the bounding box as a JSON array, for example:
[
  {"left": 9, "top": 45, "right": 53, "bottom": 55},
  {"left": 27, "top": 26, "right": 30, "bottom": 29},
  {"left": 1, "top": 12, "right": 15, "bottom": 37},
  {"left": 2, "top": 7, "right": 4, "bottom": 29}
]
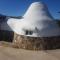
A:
[{"left": 0, "top": 46, "right": 60, "bottom": 60}]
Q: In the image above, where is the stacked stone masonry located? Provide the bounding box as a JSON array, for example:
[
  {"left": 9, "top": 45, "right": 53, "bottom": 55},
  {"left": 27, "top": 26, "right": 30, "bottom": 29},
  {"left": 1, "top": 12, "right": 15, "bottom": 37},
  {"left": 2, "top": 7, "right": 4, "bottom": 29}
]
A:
[{"left": 13, "top": 33, "right": 60, "bottom": 50}]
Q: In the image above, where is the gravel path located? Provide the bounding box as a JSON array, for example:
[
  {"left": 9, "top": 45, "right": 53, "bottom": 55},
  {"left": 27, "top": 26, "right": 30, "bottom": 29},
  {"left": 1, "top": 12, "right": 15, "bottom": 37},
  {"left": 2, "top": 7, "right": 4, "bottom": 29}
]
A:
[{"left": 0, "top": 46, "right": 60, "bottom": 60}]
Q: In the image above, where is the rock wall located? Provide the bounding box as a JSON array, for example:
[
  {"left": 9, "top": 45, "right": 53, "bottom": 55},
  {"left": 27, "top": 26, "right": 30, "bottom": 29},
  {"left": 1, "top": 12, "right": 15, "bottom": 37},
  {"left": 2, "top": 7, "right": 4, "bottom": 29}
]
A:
[
  {"left": 0, "top": 30, "right": 60, "bottom": 50},
  {"left": 13, "top": 34, "right": 60, "bottom": 50}
]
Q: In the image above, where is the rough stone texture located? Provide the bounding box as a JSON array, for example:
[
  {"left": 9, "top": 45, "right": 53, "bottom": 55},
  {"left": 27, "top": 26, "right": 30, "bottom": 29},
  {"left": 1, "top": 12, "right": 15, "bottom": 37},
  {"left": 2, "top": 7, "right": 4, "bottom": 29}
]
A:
[
  {"left": 13, "top": 34, "right": 60, "bottom": 50},
  {"left": 0, "top": 30, "right": 60, "bottom": 50},
  {"left": 0, "top": 30, "right": 14, "bottom": 42}
]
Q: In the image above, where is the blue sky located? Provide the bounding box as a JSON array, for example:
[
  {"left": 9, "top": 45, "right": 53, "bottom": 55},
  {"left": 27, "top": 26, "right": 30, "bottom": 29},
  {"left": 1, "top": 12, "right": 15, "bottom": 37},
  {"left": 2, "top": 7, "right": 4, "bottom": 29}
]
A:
[{"left": 0, "top": 0, "right": 60, "bottom": 19}]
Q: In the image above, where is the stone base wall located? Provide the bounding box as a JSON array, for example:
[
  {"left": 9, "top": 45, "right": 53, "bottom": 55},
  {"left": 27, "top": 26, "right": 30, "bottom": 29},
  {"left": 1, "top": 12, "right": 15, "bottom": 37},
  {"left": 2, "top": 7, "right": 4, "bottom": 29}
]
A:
[
  {"left": 0, "top": 30, "right": 14, "bottom": 42},
  {"left": 13, "top": 34, "right": 60, "bottom": 50}
]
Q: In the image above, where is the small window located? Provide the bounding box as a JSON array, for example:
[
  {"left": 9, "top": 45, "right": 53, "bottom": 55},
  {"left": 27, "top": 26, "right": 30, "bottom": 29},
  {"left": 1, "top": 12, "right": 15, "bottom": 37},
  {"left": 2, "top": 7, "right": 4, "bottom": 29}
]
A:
[{"left": 25, "top": 30, "right": 33, "bottom": 35}]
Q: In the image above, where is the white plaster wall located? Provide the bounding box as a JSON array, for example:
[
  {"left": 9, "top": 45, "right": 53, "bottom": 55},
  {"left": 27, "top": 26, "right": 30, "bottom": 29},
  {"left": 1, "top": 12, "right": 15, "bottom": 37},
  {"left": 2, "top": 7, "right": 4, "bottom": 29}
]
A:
[{"left": 7, "top": 2, "right": 60, "bottom": 37}]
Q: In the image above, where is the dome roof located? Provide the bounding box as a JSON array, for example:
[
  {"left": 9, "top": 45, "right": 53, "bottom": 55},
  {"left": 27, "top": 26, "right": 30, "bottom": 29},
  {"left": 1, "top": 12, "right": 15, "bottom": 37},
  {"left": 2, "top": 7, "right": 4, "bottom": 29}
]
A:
[
  {"left": 23, "top": 2, "right": 53, "bottom": 21},
  {"left": 7, "top": 2, "right": 60, "bottom": 37}
]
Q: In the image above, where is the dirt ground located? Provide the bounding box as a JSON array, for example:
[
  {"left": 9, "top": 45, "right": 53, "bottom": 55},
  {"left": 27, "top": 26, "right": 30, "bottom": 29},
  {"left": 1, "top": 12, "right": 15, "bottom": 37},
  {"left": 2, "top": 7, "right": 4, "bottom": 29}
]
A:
[{"left": 0, "top": 45, "right": 60, "bottom": 60}]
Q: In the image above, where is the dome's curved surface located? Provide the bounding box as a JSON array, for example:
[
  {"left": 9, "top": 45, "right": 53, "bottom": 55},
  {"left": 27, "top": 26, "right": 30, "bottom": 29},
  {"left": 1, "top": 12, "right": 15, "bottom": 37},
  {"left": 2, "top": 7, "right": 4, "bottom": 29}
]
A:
[
  {"left": 7, "top": 2, "right": 60, "bottom": 37},
  {"left": 23, "top": 2, "right": 53, "bottom": 21}
]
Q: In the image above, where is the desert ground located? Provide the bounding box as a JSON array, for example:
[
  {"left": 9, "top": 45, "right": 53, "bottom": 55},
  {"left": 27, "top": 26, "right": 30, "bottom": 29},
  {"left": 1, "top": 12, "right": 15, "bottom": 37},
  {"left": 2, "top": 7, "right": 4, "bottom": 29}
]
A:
[{"left": 0, "top": 42, "right": 60, "bottom": 60}]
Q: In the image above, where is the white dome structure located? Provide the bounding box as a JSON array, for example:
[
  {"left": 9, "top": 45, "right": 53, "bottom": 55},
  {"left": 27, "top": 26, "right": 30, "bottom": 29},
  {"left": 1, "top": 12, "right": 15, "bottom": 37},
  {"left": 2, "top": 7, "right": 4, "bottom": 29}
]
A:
[
  {"left": 6, "top": 2, "right": 60, "bottom": 50},
  {"left": 7, "top": 2, "right": 60, "bottom": 37}
]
